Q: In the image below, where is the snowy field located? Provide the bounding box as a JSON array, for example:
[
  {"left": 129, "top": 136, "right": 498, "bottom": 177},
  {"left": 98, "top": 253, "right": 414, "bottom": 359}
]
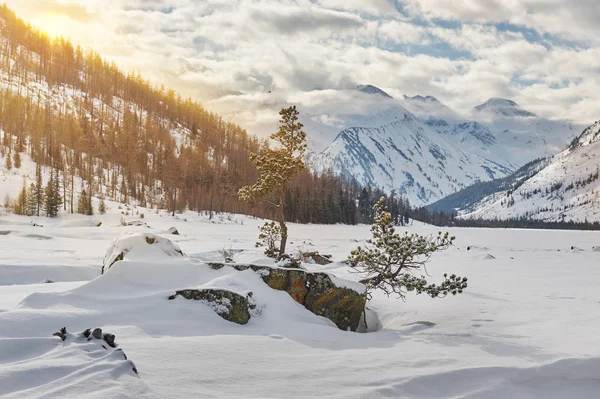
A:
[{"left": 1, "top": 205, "right": 600, "bottom": 398}]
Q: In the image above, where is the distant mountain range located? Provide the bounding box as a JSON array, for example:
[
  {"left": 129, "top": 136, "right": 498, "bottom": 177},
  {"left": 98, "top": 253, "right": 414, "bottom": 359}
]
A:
[
  {"left": 308, "top": 85, "right": 582, "bottom": 206},
  {"left": 442, "top": 121, "right": 600, "bottom": 222}
]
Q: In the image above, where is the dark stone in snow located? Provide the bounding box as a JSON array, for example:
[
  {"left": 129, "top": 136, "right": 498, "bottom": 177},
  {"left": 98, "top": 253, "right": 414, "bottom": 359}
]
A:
[
  {"left": 167, "top": 227, "right": 180, "bottom": 235},
  {"left": 52, "top": 327, "right": 67, "bottom": 341},
  {"left": 104, "top": 333, "right": 116, "bottom": 348},
  {"left": 92, "top": 328, "right": 103, "bottom": 339},
  {"left": 169, "top": 288, "right": 253, "bottom": 325}
]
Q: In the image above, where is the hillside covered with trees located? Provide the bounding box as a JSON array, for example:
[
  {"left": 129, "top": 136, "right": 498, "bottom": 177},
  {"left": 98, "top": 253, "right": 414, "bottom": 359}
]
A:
[{"left": 0, "top": 4, "right": 412, "bottom": 225}]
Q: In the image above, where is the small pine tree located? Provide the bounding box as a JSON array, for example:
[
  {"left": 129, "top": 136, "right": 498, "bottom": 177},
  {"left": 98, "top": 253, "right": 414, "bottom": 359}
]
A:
[
  {"left": 13, "top": 183, "right": 28, "bottom": 215},
  {"left": 98, "top": 198, "right": 106, "bottom": 214},
  {"left": 256, "top": 221, "right": 282, "bottom": 259},
  {"left": 5, "top": 151, "right": 12, "bottom": 170},
  {"left": 26, "top": 183, "right": 37, "bottom": 217},
  {"left": 77, "top": 189, "right": 89, "bottom": 215},
  {"left": 13, "top": 151, "right": 21, "bottom": 169},
  {"left": 349, "top": 197, "right": 468, "bottom": 300},
  {"left": 44, "top": 171, "right": 62, "bottom": 218}
]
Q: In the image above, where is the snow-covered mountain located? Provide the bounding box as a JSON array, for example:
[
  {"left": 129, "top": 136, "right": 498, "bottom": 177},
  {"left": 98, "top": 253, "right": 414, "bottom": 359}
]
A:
[
  {"left": 310, "top": 104, "right": 513, "bottom": 205},
  {"left": 474, "top": 98, "right": 537, "bottom": 118},
  {"left": 357, "top": 84, "right": 393, "bottom": 98},
  {"left": 461, "top": 120, "right": 600, "bottom": 222},
  {"left": 307, "top": 86, "right": 583, "bottom": 207},
  {"left": 402, "top": 95, "right": 581, "bottom": 168}
]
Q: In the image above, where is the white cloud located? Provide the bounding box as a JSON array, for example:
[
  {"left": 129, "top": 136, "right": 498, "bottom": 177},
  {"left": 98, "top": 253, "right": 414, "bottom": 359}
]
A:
[{"left": 4, "top": 0, "right": 599, "bottom": 140}]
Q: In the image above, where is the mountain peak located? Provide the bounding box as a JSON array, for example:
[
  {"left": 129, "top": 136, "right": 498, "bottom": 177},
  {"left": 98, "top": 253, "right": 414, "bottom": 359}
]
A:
[
  {"left": 474, "top": 98, "right": 537, "bottom": 118},
  {"left": 403, "top": 95, "right": 440, "bottom": 103},
  {"left": 356, "top": 85, "right": 393, "bottom": 99}
]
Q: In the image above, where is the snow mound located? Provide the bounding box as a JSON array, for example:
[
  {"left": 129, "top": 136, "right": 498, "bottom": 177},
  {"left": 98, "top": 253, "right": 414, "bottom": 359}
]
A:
[
  {"left": 483, "top": 254, "right": 496, "bottom": 260},
  {"left": 102, "top": 233, "right": 185, "bottom": 274},
  {"left": 0, "top": 332, "right": 158, "bottom": 399}
]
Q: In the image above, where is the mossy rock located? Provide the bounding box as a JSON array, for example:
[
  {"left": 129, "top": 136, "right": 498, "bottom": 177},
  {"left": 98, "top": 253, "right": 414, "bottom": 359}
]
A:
[
  {"left": 169, "top": 288, "right": 254, "bottom": 325},
  {"left": 205, "top": 262, "right": 367, "bottom": 331}
]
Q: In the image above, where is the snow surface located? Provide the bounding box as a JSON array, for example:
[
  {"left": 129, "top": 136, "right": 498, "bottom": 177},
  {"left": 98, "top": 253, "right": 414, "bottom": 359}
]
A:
[{"left": 1, "top": 204, "right": 600, "bottom": 398}]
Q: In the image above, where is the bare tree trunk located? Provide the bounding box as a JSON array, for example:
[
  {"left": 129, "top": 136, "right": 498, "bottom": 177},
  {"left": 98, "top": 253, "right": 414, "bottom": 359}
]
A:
[
  {"left": 278, "top": 188, "right": 288, "bottom": 257},
  {"left": 172, "top": 188, "right": 177, "bottom": 217}
]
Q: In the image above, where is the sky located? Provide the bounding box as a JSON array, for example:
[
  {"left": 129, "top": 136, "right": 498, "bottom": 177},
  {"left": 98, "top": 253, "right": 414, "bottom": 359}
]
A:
[{"left": 5, "top": 0, "right": 600, "bottom": 138}]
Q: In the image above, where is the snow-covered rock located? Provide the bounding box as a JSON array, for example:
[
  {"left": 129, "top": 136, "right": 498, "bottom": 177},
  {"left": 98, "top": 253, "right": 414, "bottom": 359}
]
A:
[{"left": 102, "top": 233, "right": 185, "bottom": 274}]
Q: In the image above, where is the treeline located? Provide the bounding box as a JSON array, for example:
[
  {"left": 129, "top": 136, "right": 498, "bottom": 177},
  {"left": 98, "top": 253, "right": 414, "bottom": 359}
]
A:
[
  {"left": 0, "top": 4, "right": 416, "bottom": 225},
  {"left": 283, "top": 180, "right": 411, "bottom": 225},
  {"left": 411, "top": 207, "right": 600, "bottom": 231}
]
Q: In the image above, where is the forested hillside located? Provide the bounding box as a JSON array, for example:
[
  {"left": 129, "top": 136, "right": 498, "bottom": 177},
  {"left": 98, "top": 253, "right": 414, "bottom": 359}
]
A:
[{"left": 0, "top": 5, "right": 411, "bottom": 225}]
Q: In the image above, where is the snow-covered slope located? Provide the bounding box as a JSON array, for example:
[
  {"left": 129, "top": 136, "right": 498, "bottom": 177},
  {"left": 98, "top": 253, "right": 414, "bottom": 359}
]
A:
[
  {"left": 311, "top": 105, "right": 513, "bottom": 205},
  {"left": 463, "top": 121, "right": 600, "bottom": 222}
]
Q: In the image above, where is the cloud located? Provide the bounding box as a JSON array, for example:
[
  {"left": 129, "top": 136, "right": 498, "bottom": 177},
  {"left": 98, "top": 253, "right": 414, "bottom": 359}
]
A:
[{"left": 3, "top": 0, "right": 599, "bottom": 141}]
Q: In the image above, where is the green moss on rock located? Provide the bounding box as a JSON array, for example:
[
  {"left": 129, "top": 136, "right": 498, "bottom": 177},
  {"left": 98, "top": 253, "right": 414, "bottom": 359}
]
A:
[{"left": 169, "top": 288, "right": 254, "bottom": 325}]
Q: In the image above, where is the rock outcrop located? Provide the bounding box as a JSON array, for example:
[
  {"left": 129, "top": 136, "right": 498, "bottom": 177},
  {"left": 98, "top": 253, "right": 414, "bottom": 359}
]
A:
[
  {"left": 208, "top": 263, "right": 366, "bottom": 331},
  {"left": 168, "top": 289, "right": 254, "bottom": 325}
]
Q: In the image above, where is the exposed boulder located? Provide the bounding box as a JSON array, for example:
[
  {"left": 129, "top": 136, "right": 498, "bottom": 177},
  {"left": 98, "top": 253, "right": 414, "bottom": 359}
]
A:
[
  {"left": 169, "top": 289, "right": 254, "bottom": 325},
  {"left": 167, "top": 227, "right": 180, "bottom": 235},
  {"left": 301, "top": 251, "right": 333, "bottom": 265},
  {"left": 208, "top": 263, "right": 367, "bottom": 331},
  {"left": 102, "top": 233, "right": 185, "bottom": 274}
]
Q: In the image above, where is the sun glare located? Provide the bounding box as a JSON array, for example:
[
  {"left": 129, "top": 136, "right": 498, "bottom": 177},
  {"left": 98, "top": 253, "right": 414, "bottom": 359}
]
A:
[{"left": 34, "top": 14, "right": 71, "bottom": 38}]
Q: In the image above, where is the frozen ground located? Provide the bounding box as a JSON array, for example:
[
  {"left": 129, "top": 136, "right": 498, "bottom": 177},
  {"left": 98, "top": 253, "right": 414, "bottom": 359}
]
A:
[{"left": 1, "top": 205, "right": 600, "bottom": 398}]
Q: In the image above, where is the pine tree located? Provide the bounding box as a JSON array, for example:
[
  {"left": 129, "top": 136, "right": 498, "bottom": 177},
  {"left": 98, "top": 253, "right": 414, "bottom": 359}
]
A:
[
  {"left": 77, "top": 187, "right": 94, "bottom": 215},
  {"left": 13, "top": 183, "right": 28, "bottom": 215},
  {"left": 13, "top": 151, "right": 21, "bottom": 169},
  {"left": 44, "top": 171, "right": 62, "bottom": 217},
  {"left": 239, "top": 106, "right": 307, "bottom": 258},
  {"left": 98, "top": 197, "right": 106, "bottom": 214},
  {"left": 77, "top": 188, "right": 89, "bottom": 215},
  {"left": 5, "top": 150, "right": 12, "bottom": 170},
  {"left": 349, "top": 197, "right": 468, "bottom": 300},
  {"left": 26, "top": 183, "right": 37, "bottom": 216}
]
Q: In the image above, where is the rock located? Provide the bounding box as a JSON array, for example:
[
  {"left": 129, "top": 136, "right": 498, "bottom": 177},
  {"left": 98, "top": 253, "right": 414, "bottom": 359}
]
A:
[
  {"left": 206, "top": 263, "right": 367, "bottom": 331},
  {"left": 278, "top": 255, "right": 305, "bottom": 270},
  {"left": 52, "top": 327, "right": 67, "bottom": 341},
  {"left": 169, "top": 289, "right": 254, "bottom": 325},
  {"left": 167, "top": 227, "right": 180, "bottom": 235},
  {"left": 92, "top": 328, "right": 103, "bottom": 339},
  {"left": 41, "top": 279, "right": 54, "bottom": 284},
  {"left": 96, "top": 222, "right": 102, "bottom": 227},
  {"left": 103, "top": 333, "right": 116, "bottom": 348},
  {"left": 101, "top": 233, "right": 185, "bottom": 274},
  {"left": 302, "top": 252, "right": 333, "bottom": 265}
]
